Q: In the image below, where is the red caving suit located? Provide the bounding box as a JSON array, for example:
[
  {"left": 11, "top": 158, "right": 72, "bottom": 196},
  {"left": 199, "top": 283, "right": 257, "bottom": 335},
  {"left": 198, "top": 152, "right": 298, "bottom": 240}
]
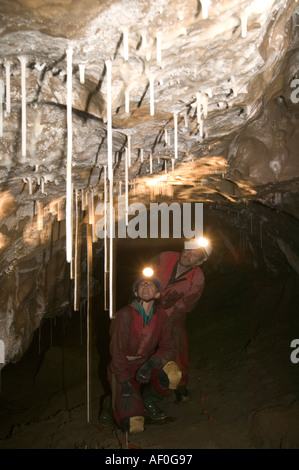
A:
[
  {"left": 151, "top": 251, "right": 205, "bottom": 386},
  {"left": 108, "top": 299, "right": 177, "bottom": 426}
]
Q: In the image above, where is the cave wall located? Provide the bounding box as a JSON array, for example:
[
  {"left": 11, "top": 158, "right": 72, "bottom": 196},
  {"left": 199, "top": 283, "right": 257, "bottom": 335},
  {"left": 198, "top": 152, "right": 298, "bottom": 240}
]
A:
[{"left": 0, "top": 0, "right": 298, "bottom": 369}]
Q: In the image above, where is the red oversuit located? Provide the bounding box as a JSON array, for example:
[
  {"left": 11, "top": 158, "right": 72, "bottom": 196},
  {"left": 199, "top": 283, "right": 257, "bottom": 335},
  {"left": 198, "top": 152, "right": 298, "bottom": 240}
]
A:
[
  {"left": 151, "top": 251, "right": 205, "bottom": 386},
  {"left": 108, "top": 299, "right": 176, "bottom": 426}
]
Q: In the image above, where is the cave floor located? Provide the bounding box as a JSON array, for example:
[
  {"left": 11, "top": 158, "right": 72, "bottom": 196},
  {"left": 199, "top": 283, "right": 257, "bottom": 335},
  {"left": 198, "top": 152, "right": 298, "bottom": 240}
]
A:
[{"left": 0, "top": 266, "right": 299, "bottom": 450}]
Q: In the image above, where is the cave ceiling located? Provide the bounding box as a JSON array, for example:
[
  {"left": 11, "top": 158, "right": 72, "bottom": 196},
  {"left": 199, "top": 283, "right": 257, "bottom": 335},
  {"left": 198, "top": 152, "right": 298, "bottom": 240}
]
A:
[{"left": 0, "top": 0, "right": 299, "bottom": 366}]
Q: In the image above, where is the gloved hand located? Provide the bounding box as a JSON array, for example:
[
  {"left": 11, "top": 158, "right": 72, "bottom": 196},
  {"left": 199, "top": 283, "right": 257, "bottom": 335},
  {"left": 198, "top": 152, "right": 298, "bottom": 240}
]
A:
[
  {"left": 135, "top": 357, "right": 160, "bottom": 384},
  {"left": 119, "top": 380, "right": 138, "bottom": 411},
  {"left": 162, "top": 292, "right": 182, "bottom": 309}
]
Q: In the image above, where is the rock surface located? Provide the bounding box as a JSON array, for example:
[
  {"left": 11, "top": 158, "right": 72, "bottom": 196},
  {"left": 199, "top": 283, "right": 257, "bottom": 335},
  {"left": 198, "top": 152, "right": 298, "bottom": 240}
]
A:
[{"left": 0, "top": 4, "right": 298, "bottom": 451}]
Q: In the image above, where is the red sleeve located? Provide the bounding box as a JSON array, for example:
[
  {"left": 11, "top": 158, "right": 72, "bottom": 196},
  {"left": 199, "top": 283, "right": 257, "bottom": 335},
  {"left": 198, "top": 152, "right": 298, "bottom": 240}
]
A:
[
  {"left": 163, "top": 268, "right": 205, "bottom": 317},
  {"left": 109, "top": 307, "right": 132, "bottom": 383}
]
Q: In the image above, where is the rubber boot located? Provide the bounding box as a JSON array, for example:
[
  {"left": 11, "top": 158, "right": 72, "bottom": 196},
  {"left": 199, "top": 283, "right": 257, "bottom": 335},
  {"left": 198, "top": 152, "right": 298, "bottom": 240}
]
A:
[
  {"left": 98, "top": 395, "right": 115, "bottom": 426},
  {"left": 174, "top": 385, "right": 190, "bottom": 402},
  {"left": 142, "top": 385, "right": 167, "bottom": 421}
]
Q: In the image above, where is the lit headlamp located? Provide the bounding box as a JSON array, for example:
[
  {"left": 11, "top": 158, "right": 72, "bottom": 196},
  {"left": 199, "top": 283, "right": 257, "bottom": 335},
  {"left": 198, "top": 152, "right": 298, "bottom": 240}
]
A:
[
  {"left": 184, "top": 236, "right": 212, "bottom": 258},
  {"left": 133, "top": 266, "right": 162, "bottom": 293}
]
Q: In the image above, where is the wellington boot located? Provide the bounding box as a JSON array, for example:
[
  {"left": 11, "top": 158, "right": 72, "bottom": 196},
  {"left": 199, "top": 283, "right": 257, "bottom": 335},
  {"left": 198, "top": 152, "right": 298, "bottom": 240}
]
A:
[
  {"left": 142, "top": 385, "right": 167, "bottom": 421},
  {"left": 98, "top": 395, "right": 115, "bottom": 426},
  {"left": 174, "top": 385, "right": 190, "bottom": 402}
]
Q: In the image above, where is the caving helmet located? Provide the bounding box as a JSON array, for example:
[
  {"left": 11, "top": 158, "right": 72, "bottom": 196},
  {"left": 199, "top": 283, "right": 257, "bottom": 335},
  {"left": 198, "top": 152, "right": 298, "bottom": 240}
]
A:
[
  {"left": 184, "top": 236, "right": 212, "bottom": 262},
  {"left": 132, "top": 267, "right": 162, "bottom": 294}
]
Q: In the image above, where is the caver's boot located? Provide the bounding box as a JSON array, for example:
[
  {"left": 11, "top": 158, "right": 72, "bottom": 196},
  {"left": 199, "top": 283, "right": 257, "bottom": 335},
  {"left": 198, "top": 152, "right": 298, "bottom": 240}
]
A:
[
  {"left": 98, "top": 395, "right": 115, "bottom": 426},
  {"left": 142, "top": 385, "right": 167, "bottom": 421},
  {"left": 174, "top": 385, "right": 190, "bottom": 402}
]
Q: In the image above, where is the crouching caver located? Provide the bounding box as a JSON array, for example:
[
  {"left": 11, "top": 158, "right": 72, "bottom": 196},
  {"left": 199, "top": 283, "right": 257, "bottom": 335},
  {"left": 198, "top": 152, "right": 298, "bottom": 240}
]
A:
[{"left": 105, "top": 269, "right": 182, "bottom": 434}]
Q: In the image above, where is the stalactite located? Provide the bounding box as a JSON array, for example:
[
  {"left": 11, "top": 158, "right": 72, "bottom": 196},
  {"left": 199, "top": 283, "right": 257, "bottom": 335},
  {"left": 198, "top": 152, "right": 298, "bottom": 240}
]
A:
[
  {"left": 79, "top": 64, "right": 85, "bottom": 84},
  {"left": 109, "top": 175, "right": 114, "bottom": 320},
  {"left": 174, "top": 112, "right": 178, "bottom": 159},
  {"left": 150, "top": 75, "right": 155, "bottom": 116},
  {"left": 28, "top": 177, "right": 33, "bottom": 195},
  {"left": 91, "top": 190, "right": 97, "bottom": 243},
  {"left": 70, "top": 186, "right": 75, "bottom": 280},
  {"left": 18, "top": 56, "right": 27, "bottom": 159},
  {"left": 127, "top": 135, "right": 131, "bottom": 168},
  {"left": 74, "top": 189, "right": 81, "bottom": 312},
  {"left": 41, "top": 176, "right": 45, "bottom": 194},
  {"left": 125, "top": 150, "right": 129, "bottom": 226},
  {"left": 0, "top": 79, "right": 4, "bottom": 138},
  {"left": 106, "top": 59, "right": 113, "bottom": 182},
  {"left": 86, "top": 223, "right": 92, "bottom": 423},
  {"left": 104, "top": 166, "right": 108, "bottom": 311},
  {"left": 66, "top": 47, "right": 73, "bottom": 264},
  {"left": 4, "top": 61, "right": 11, "bottom": 115},
  {"left": 201, "top": 0, "right": 210, "bottom": 19},
  {"left": 81, "top": 188, "right": 86, "bottom": 211},
  {"left": 240, "top": 10, "right": 248, "bottom": 38},
  {"left": 164, "top": 129, "right": 168, "bottom": 145}
]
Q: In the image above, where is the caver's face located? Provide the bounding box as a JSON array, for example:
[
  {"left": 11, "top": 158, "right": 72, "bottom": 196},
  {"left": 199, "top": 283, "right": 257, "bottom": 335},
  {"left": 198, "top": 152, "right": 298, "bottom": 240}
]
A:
[
  {"left": 178, "top": 248, "right": 206, "bottom": 267},
  {"left": 135, "top": 280, "right": 160, "bottom": 301}
]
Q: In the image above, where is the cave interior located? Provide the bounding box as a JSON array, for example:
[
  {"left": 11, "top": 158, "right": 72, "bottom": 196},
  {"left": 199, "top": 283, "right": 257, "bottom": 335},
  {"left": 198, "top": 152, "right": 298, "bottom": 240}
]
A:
[{"left": 0, "top": 0, "right": 299, "bottom": 450}]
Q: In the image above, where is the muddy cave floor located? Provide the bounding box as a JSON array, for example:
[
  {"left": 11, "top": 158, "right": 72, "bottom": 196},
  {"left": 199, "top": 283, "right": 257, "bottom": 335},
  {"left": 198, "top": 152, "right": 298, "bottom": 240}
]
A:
[{"left": 0, "top": 265, "right": 299, "bottom": 450}]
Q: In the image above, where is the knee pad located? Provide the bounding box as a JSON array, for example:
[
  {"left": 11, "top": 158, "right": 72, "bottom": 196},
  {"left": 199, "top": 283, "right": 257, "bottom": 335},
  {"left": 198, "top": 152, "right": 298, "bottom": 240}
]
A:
[
  {"left": 120, "top": 416, "right": 144, "bottom": 434},
  {"left": 160, "top": 361, "right": 182, "bottom": 390}
]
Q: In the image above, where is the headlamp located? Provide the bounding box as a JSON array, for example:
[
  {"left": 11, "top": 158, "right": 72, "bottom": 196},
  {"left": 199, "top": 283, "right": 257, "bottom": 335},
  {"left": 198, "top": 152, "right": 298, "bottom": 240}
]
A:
[
  {"left": 197, "top": 237, "right": 209, "bottom": 248},
  {"left": 133, "top": 266, "right": 162, "bottom": 293},
  {"left": 142, "top": 267, "right": 154, "bottom": 277}
]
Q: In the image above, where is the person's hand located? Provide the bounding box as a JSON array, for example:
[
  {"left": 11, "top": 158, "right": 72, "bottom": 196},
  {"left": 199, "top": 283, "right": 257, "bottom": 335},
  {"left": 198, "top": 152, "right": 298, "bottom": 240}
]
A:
[
  {"left": 162, "top": 291, "right": 182, "bottom": 309},
  {"left": 135, "top": 357, "right": 160, "bottom": 384},
  {"left": 120, "top": 380, "right": 138, "bottom": 411}
]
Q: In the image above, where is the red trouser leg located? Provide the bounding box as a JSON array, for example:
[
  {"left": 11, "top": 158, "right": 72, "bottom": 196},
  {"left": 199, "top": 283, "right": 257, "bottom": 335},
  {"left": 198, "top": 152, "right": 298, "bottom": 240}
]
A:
[
  {"left": 108, "top": 365, "right": 144, "bottom": 427},
  {"left": 113, "top": 378, "right": 145, "bottom": 426}
]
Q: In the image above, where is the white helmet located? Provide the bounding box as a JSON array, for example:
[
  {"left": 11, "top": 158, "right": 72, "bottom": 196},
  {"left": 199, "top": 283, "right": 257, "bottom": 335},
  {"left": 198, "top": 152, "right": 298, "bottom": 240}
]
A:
[
  {"left": 184, "top": 236, "right": 212, "bottom": 262},
  {"left": 196, "top": 237, "right": 212, "bottom": 261}
]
